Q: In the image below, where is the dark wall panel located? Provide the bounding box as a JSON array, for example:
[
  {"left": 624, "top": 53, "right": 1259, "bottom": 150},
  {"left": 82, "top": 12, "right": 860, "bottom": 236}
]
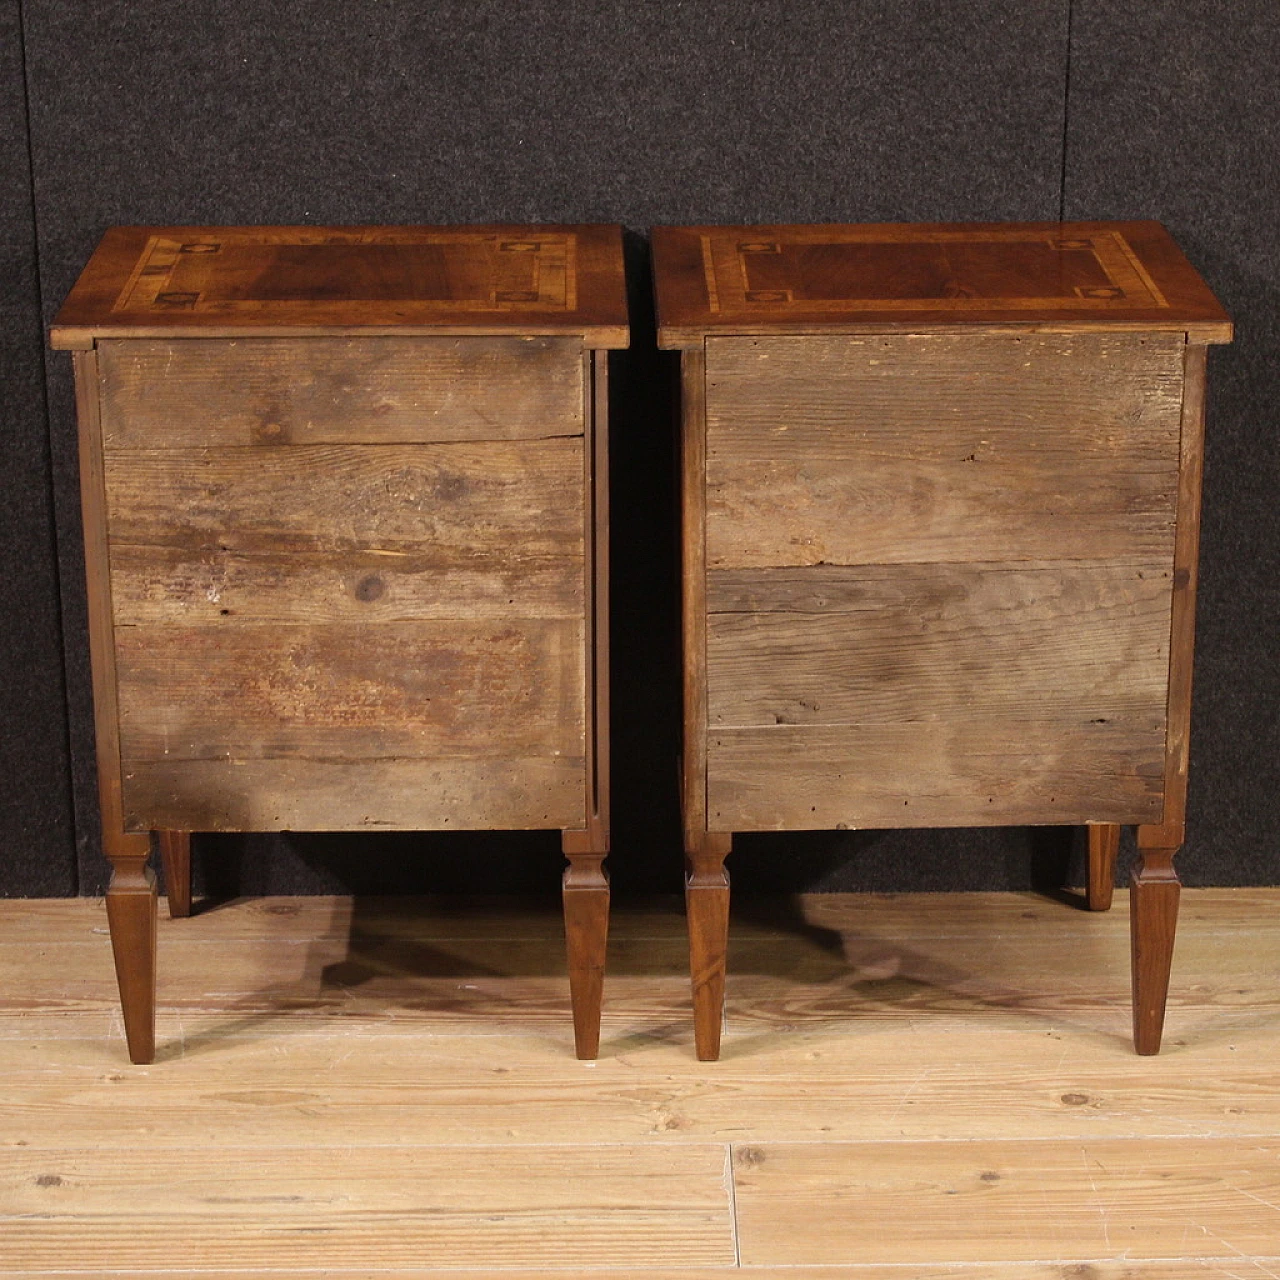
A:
[
  {"left": 0, "top": 0, "right": 76, "bottom": 896},
  {"left": 1064, "top": 3, "right": 1280, "bottom": 886},
  {"left": 20, "top": 0, "right": 1082, "bottom": 896}
]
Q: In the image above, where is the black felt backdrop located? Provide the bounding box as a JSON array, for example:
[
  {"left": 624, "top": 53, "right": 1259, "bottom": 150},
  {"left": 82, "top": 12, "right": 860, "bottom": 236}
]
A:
[{"left": 2, "top": 0, "right": 1275, "bottom": 899}]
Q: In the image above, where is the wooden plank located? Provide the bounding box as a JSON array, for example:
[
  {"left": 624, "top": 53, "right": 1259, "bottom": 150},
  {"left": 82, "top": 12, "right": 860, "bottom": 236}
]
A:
[
  {"left": 14, "top": 1267, "right": 1280, "bottom": 1280},
  {"left": 120, "top": 755, "right": 586, "bottom": 831},
  {"left": 708, "top": 562, "right": 1172, "bottom": 728},
  {"left": 704, "top": 332, "right": 1184, "bottom": 567},
  {"left": 98, "top": 336, "right": 585, "bottom": 446},
  {"left": 681, "top": 348, "right": 710, "bottom": 841},
  {"left": 109, "top": 544, "right": 582, "bottom": 625},
  {"left": 733, "top": 1137, "right": 1280, "bottom": 1264},
  {"left": 114, "top": 619, "right": 584, "bottom": 761},
  {"left": 708, "top": 720, "right": 1166, "bottom": 829},
  {"left": 103, "top": 439, "right": 583, "bottom": 558},
  {"left": 12, "top": 1023, "right": 1280, "bottom": 1150},
  {"left": 0, "top": 1144, "right": 734, "bottom": 1271}
]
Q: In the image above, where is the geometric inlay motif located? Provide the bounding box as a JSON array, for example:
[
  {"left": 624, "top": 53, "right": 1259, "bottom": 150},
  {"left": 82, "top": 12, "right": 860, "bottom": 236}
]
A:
[
  {"left": 113, "top": 229, "right": 576, "bottom": 314},
  {"left": 700, "top": 227, "right": 1170, "bottom": 313}
]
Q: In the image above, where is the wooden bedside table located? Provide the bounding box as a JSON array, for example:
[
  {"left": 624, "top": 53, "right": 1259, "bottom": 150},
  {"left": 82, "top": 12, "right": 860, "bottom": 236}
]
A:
[
  {"left": 653, "top": 221, "right": 1231, "bottom": 1060},
  {"left": 52, "top": 224, "right": 628, "bottom": 1063}
]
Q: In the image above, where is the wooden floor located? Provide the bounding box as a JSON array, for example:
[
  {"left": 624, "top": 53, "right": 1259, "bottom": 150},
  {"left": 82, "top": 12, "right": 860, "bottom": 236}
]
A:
[{"left": 3, "top": 887, "right": 1280, "bottom": 1277}]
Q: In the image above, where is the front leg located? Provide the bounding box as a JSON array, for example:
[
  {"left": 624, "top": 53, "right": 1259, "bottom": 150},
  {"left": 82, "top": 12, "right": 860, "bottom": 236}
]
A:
[
  {"left": 686, "top": 832, "right": 732, "bottom": 1062},
  {"left": 105, "top": 829, "right": 158, "bottom": 1064},
  {"left": 1130, "top": 827, "right": 1181, "bottom": 1055}
]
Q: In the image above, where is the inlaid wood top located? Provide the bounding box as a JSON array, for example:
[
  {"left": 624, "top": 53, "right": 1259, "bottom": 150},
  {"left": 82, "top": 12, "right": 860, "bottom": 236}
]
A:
[
  {"left": 653, "top": 221, "right": 1231, "bottom": 348},
  {"left": 52, "top": 225, "right": 629, "bottom": 349}
]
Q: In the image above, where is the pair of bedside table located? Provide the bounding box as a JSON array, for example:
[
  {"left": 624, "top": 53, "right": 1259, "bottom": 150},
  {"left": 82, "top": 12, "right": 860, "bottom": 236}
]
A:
[{"left": 54, "top": 220, "right": 1230, "bottom": 1064}]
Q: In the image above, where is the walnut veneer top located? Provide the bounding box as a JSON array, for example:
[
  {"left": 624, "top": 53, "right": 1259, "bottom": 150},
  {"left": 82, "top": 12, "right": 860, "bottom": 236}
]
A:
[
  {"left": 52, "top": 225, "right": 630, "bottom": 349},
  {"left": 652, "top": 221, "right": 1231, "bottom": 348}
]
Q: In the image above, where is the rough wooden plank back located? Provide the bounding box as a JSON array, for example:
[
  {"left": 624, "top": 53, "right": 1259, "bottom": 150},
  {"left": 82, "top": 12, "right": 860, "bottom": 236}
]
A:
[
  {"left": 708, "top": 719, "right": 1166, "bottom": 830},
  {"left": 705, "top": 332, "right": 1184, "bottom": 567},
  {"left": 98, "top": 337, "right": 584, "bottom": 446},
  {"left": 707, "top": 562, "right": 1172, "bottom": 728}
]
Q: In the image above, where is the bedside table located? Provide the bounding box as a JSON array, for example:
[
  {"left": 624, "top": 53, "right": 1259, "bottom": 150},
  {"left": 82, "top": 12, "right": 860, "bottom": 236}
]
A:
[
  {"left": 653, "top": 221, "right": 1231, "bottom": 1060},
  {"left": 52, "top": 224, "right": 628, "bottom": 1063}
]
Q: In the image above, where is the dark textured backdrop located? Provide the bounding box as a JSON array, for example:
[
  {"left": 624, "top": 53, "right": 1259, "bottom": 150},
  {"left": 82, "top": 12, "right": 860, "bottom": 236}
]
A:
[{"left": 3, "top": 0, "right": 1275, "bottom": 899}]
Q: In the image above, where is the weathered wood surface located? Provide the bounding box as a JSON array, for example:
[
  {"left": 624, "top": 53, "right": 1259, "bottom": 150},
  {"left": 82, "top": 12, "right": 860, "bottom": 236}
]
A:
[
  {"left": 708, "top": 562, "right": 1172, "bottom": 728},
  {"left": 99, "top": 337, "right": 585, "bottom": 446},
  {"left": 104, "top": 439, "right": 583, "bottom": 558},
  {"left": 680, "top": 349, "right": 710, "bottom": 841},
  {"left": 109, "top": 544, "right": 583, "bottom": 624},
  {"left": 708, "top": 720, "right": 1166, "bottom": 829},
  {"left": 704, "top": 333, "right": 1184, "bottom": 567},
  {"left": 120, "top": 755, "right": 586, "bottom": 831},
  {"left": 115, "top": 619, "right": 584, "bottom": 761}
]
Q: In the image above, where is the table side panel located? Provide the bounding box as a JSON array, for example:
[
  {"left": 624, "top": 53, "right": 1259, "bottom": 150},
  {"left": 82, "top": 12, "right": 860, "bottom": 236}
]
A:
[
  {"left": 702, "top": 332, "right": 1184, "bottom": 831},
  {"left": 98, "top": 337, "right": 584, "bottom": 446}
]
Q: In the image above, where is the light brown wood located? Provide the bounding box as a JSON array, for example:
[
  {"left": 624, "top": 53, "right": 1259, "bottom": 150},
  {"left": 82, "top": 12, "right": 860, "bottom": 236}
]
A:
[
  {"left": 156, "top": 830, "right": 191, "bottom": 918},
  {"left": 732, "top": 1137, "right": 1280, "bottom": 1265},
  {"left": 5, "top": 892, "right": 1280, "bottom": 1275},
  {"left": 1088, "top": 823, "right": 1121, "bottom": 911},
  {"left": 653, "top": 220, "right": 1234, "bottom": 347},
  {"left": 99, "top": 336, "right": 584, "bottom": 446},
  {"left": 708, "top": 720, "right": 1165, "bottom": 830},
  {"left": 705, "top": 332, "right": 1183, "bottom": 568},
  {"left": 0, "top": 1143, "right": 734, "bottom": 1271}
]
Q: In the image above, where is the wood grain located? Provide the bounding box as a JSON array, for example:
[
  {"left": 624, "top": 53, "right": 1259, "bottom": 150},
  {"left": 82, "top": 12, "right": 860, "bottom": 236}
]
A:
[
  {"left": 99, "top": 336, "right": 585, "bottom": 446},
  {"left": 732, "top": 1137, "right": 1280, "bottom": 1264},
  {"left": 708, "top": 719, "right": 1166, "bottom": 829},
  {"left": 653, "top": 220, "right": 1233, "bottom": 348},
  {"left": 104, "top": 439, "right": 584, "bottom": 559},
  {"left": 120, "top": 755, "right": 586, "bottom": 831},
  {"left": 708, "top": 562, "right": 1172, "bottom": 728},
  {"left": 704, "top": 332, "right": 1184, "bottom": 568},
  {"left": 116, "top": 618, "right": 582, "bottom": 760},
  {"left": 0, "top": 1144, "right": 734, "bottom": 1271},
  {"left": 51, "top": 224, "right": 630, "bottom": 349},
  {"left": 680, "top": 348, "right": 711, "bottom": 842}
]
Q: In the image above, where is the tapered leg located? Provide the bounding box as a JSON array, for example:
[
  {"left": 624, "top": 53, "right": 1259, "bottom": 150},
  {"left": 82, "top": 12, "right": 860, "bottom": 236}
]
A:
[
  {"left": 686, "top": 833, "right": 731, "bottom": 1062},
  {"left": 562, "top": 844, "right": 609, "bottom": 1060},
  {"left": 157, "top": 830, "right": 192, "bottom": 919},
  {"left": 1086, "top": 823, "right": 1120, "bottom": 911},
  {"left": 1130, "top": 831, "right": 1181, "bottom": 1055},
  {"left": 105, "top": 831, "right": 158, "bottom": 1064}
]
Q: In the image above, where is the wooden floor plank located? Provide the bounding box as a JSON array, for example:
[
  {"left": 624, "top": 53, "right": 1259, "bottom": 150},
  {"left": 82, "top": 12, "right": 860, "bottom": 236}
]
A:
[
  {"left": 733, "top": 1137, "right": 1280, "bottom": 1265},
  {"left": 6, "top": 1026, "right": 1280, "bottom": 1151},
  {"left": 10, "top": 1265, "right": 1280, "bottom": 1280},
  {"left": 0, "top": 1144, "right": 734, "bottom": 1272}
]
